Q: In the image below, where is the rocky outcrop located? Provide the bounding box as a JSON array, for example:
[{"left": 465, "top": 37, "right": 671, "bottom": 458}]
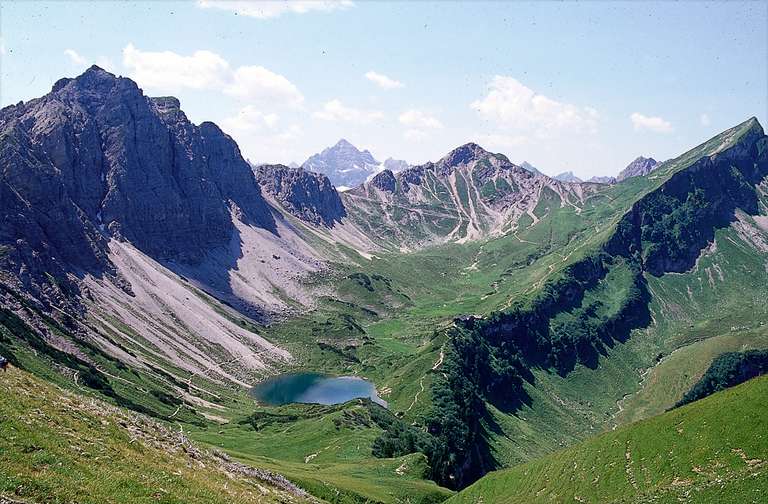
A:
[
  {"left": 370, "top": 169, "right": 397, "bottom": 192},
  {"left": 302, "top": 139, "right": 380, "bottom": 189},
  {"left": 254, "top": 164, "right": 346, "bottom": 227},
  {"left": 617, "top": 156, "right": 660, "bottom": 181}
]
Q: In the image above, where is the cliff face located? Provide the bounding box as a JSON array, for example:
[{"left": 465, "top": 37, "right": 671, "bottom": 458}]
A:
[
  {"left": 0, "top": 66, "right": 274, "bottom": 306},
  {"left": 254, "top": 164, "right": 346, "bottom": 227}
]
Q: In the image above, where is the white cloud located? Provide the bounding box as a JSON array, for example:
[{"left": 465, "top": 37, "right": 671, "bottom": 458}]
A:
[
  {"left": 123, "top": 43, "right": 229, "bottom": 91},
  {"left": 399, "top": 109, "right": 443, "bottom": 129},
  {"left": 630, "top": 112, "right": 674, "bottom": 133},
  {"left": 196, "top": 0, "right": 353, "bottom": 19},
  {"left": 700, "top": 113, "right": 711, "bottom": 126},
  {"left": 314, "top": 99, "right": 384, "bottom": 124},
  {"left": 225, "top": 65, "right": 304, "bottom": 107},
  {"left": 365, "top": 71, "right": 404, "bottom": 90},
  {"left": 221, "top": 106, "right": 301, "bottom": 164},
  {"left": 221, "top": 105, "right": 280, "bottom": 132},
  {"left": 470, "top": 76, "right": 599, "bottom": 137},
  {"left": 64, "top": 49, "right": 87, "bottom": 66},
  {"left": 474, "top": 133, "right": 531, "bottom": 150},
  {"left": 122, "top": 44, "right": 303, "bottom": 108}
]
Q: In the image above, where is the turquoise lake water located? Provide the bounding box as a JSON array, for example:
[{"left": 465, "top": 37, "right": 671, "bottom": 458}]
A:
[{"left": 251, "top": 373, "right": 387, "bottom": 407}]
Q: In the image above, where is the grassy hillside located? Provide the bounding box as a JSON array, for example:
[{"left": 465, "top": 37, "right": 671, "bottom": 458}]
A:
[
  {"left": 449, "top": 375, "right": 768, "bottom": 504},
  {"left": 189, "top": 400, "right": 453, "bottom": 504},
  {"left": 0, "top": 365, "right": 313, "bottom": 504}
]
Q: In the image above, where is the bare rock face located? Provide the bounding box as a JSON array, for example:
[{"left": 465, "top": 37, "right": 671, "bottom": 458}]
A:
[
  {"left": 254, "top": 164, "right": 346, "bottom": 227},
  {"left": 617, "top": 156, "right": 660, "bottom": 181},
  {"left": 0, "top": 65, "right": 274, "bottom": 307},
  {"left": 370, "top": 169, "right": 397, "bottom": 192}
]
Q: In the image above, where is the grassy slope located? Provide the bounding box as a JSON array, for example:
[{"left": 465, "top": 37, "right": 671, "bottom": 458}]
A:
[
  {"left": 189, "top": 401, "right": 453, "bottom": 504},
  {"left": 0, "top": 366, "right": 312, "bottom": 504},
  {"left": 449, "top": 375, "right": 768, "bottom": 504}
]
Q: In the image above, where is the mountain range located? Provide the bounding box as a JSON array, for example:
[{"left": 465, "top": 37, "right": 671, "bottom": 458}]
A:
[{"left": 2, "top": 66, "right": 767, "bottom": 503}]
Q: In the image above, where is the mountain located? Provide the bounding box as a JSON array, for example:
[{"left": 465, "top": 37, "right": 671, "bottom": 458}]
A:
[
  {"left": 519, "top": 161, "right": 542, "bottom": 175},
  {"left": 254, "top": 164, "right": 346, "bottom": 227},
  {"left": 617, "top": 155, "right": 660, "bottom": 181},
  {"left": 587, "top": 175, "right": 617, "bottom": 184},
  {"left": 343, "top": 142, "right": 596, "bottom": 248},
  {"left": 449, "top": 375, "right": 768, "bottom": 503},
  {"left": 0, "top": 66, "right": 332, "bottom": 389},
  {"left": 415, "top": 116, "right": 768, "bottom": 488},
  {"left": 553, "top": 170, "right": 583, "bottom": 183},
  {"left": 0, "top": 66, "right": 276, "bottom": 307},
  {"left": 302, "top": 139, "right": 381, "bottom": 189},
  {"left": 383, "top": 157, "right": 410, "bottom": 172}
]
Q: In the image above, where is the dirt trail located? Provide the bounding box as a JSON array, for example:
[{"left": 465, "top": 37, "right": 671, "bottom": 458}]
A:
[{"left": 404, "top": 346, "right": 445, "bottom": 414}]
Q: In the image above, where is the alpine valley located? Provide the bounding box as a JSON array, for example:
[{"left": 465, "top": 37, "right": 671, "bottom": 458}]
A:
[{"left": 2, "top": 66, "right": 768, "bottom": 504}]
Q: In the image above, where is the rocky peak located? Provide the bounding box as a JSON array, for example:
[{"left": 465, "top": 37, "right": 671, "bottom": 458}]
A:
[
  {"left": 254, "top": 164, "right": 346, "bottom": 227},
  {"left": 439, "top": 143, "right": 490, "bottom": 169},
  {"left": 302, "top": 139, "right": 380, "bottom": 189},
  {"left": 520, "top": 161, "right": 542, "bottom": 175},
  {"left": 382, "top": 157, "right": 409, "bottom": 172},
  {"left": 0, "top": 66, "right": 275, "bottom": 308},
  {"left": 617, "top": 156, "right": 660, "bottom": 182},
  {"left": 553, "top": 171, "right": 583, "bottom": 183},
  {"left": 370, "top": 169, "right": 397, "bottom": 192}
]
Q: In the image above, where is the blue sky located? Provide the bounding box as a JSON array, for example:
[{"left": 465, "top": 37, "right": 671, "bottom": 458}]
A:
[{"left": 1, "top": 1, "right": 766, "bottom": 178}]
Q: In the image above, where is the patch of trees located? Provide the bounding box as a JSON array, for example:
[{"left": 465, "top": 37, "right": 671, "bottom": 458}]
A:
[
  {"left": 420, "top": 253, "right": 651, "bottom": 489},
  {"left": 676, "top": 350, "right": 768, "bottom": 407},
  {"left": 609, "top": 154, "right": 764, "bottom": 276},
  {"left": 368, "top": 401, "right": 434, "bottom": 459}
]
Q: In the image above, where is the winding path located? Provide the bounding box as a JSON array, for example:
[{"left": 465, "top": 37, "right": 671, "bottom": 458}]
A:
[{"left": 404, "top": 346, "right": 445, "bottom": 414}]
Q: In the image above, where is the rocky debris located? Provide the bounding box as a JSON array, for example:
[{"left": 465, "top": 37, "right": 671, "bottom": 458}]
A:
[
  {"left": 302, "top": 139, "right": 380, "bottom": 189},
  {"left": 617, "top": 156, "right": 660, "bottom": 181},
  {"left": 255, "top": 164, "right": 346, "bottom": 227}
]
